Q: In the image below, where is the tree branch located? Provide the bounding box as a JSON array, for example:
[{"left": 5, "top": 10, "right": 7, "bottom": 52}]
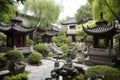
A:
[{"left": 104, "top": 0, "right": 120, "bottom": 23}]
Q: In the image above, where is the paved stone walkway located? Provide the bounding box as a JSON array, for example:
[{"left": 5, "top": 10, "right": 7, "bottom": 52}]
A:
[
  {"left": 26, "top": 59, "right": 55, "bottom": 80},
  {"left": 25, "top": 59, "right": 88, "bottom": 80}
]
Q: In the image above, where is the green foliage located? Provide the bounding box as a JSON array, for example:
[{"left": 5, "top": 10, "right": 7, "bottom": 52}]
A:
[
  {"left": 28, "top": 52, "right": 43, "bottom": 64},
  {"left": 85, "top": 65, "right": 120, "bottom": 80},
  {"left": 23, "top": 0, "right": 61, "bottom": 29},
  {"left": 52, "top": 36, "right": 58, "bottom": 43},
  {"left": 75, "top": 31, "right": 86, "bottom": 42},
  {"left": 114, "top": 34, "right": 120, "bottom": 48},
  {"left": 33, "top": 43, "right": 48, "bottom": 52},
  {"left": 48, "top": 52, "right": 56, "bottom": 57},
  {"left": 73, "top": 44, "right": 78, "bottom": 51},
  {"left": 65, "top": 36, "right": 72, "bottom": 44},
  {"left": 76, "top": 20, "right": 96, "bottom": 32},
  {"left": 85, "top": 35, "right": 92, "bottom": 47},
  {"left": 0, "top": 0, "right": 16, "bottom": 23},
  {"left": 61, "top": 44, "right": 69, "bottom": 53},
  {"left": 75, "top": 3, "right": 92, "bottom": 23},
  {"left": 27, "top": 38, "right": 34, "bottom": 46},
  {"left": 76, "top": 20, "right": 95, "bottom": 46},
  {"left": 75, "top": 74, "right": 85, "bottom": 80},
  {"left": 0, "top": 33, "right": 6, "bottom": 46},
  {"left": 0, "top": 33, "right": 6, "bottom": 39},
  {"left": 4, "top": 73, "right": 28, "bottom": 80},
  {"left": 52, "top": 30, "right": 72, "bottom": 47},
  {"left": 0, "top": 53, "right": 5, "bottom": 60},
  {"left": 98, "top": 39, "right": 105, "bottom": 47},
  {"left": 89, "top": 0, "right": 120, "bottom": 22},
  {"left": 5, "top": 50, "right": 24, "bottom": 60},
  {"left": 58, "top": 30, "right": 66, "bottom": 43},
  {"left": 114, "top": 34, "right": 120, "bottom": 40}
]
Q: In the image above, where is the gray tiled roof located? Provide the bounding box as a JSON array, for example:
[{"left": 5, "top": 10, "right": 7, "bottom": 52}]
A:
[
  {"left": 62, "top": 18, "right": 78, "bottom": 25},
  {"left": 83, "top": 26, "right": 115, "bottom": 34},
  {"left": 38, "top": 30, "right": 58, "bottom": 36},
  {"left": 0, "top": 24, "right": 34, "bottom": 33}
]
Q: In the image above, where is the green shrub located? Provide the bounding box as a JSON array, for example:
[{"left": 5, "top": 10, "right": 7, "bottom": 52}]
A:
[
  {"left": 52, "top": 36, "right": 58, "bottom": 43},
  {"left": 74, "top": 44, "right": 78, "bottom": 51},
  {"left": 27, "top": 38, "right": 34, "bottom": 46},
  {"left": 48, "top": 52, "right": 56, "bottom": 57},
  {"left": 85, "top": 65, "right": 120, "bottom": 80},
  {"left": 28, "top": 52, "right": 43, "bottom": 64},
  {"left": 75, "top": 74, "right": 85, "bottom": 80},
  {"left": 0, "top": 53, "right": 5, "bottom": 60},
  {"left": 0, "top": 33, "right": 6, "bottom": 46},
  {"left": 61, "top": 44, "right": 69, "bottom": 53},
  {"left": 66, "top": 36, "right": 72, "bottom": 44},
  {"left": 0, "top": 33, "right": 6, "bottom": 39},
  {"left": 4, "top": 73, "right": 28, "bottom": 80},
  {"left": 4, "top": 50, "right": 24, "bottom": 60},
  {"left": 33, "top": 43, "right": 48, "bottom": 52}
]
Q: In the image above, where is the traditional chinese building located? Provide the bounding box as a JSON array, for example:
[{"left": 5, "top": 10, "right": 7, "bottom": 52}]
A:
[
  {"left": 0, "top": 12, "right": 34, "bottom": 53},
  {"left": 83, "top": 13, "right": 120, "bottom": 66},
  {"left": 61, "top": 18, "right": 79, "bottom": 42},
  {"left": 37, "top": 25, "right": 59, "bottom": 43}
]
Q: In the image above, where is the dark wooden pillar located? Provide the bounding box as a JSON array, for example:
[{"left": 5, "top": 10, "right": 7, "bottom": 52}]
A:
[{"left": 23, "top": 35, "right": 26, "bottom": 47}]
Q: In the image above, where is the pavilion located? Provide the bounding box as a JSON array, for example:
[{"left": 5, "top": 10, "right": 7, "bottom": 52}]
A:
[
  {"left": 83, "top": 13, "right": 120, "bottom": 66},
  {"left": 37, "top": 25, "right": 59, "bottom": 43},
  {"left": 0, "top": 12, "right": 34, "bottom": 53}
]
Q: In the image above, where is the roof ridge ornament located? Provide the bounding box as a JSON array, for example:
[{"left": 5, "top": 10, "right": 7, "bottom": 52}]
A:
[{"left": 100, "top": 12, "right": 103, "bottom": 19}]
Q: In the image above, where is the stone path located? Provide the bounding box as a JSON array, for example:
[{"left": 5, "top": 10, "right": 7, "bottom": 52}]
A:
[
  {"left": 25, "top": 59, "right": 55, "bottom": 80},
  {"left": 25, "top": 59, "right": 88, "bottom": 80}
]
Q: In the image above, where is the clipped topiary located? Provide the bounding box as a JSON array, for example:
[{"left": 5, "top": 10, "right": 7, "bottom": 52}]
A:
[
  {"left": 33, "top": 43, "right": 48, "bottom": 57},
  {"left": 5, "top": 50, "right": 24, "bottom": 60},
  {"left": 4, "top": 50, "right": 25, "bottom": 75},
  {"left": 61, "top": 44, "right": 69, "bottom": 53},
  {"left": 0, "top": 53, "right": 5, "bottom": 60},
  {"left": 28, "top": 52, "right": 43, "bottom": 64},
  {"left": 33, "top": 43, "right": 48, "bottom": 51},
  {"left": 27, "top": 38, "right": 34, "bottom": 46},
  {"left": 85, "top": 65, "right": 120, "bottom": 80}
]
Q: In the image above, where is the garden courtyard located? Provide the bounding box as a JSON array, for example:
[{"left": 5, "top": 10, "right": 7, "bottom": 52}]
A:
[{"left": 0, "top": 0, "right": 120, "bottom": 80}]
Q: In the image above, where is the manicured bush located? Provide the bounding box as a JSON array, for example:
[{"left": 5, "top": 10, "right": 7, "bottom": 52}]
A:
[
  {"left": 61, "top": 44, "right": 69, "bottom": 53},
  {"left": 0, "top": 33, "right": 6, "bottom": 39},
  {"left": 0, "top": 53, "right": 5, "bottom": 60},
  {"left": 28, "top": 52, "right": 43, "bottom": 64},
  {"left": 27, "top": 38, "right": 34, "bottom": 46},
  {"left": 33, "top": 43, "right": 48, "bottom": 57},
  {"left": 4, "top": 73, "right": 28, "bottom": 80},
  {"left": 85, "top": 65, "right": 120, "bottom": 80},
  {"left": 33, "top": 43, "right": 48, "bottom": 52},
  {"left": 0, "top": 33, "right": 6, "bottom": 46},
  {"left": 5, "top": 50, "right": 24, "bottom": 60}
]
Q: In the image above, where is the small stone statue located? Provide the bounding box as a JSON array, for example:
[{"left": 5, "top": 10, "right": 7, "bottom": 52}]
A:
[
  {"left": 65, "top": 53, "right": 73, "bottom": 68},
  {"left": 54, "top": 59, "right": 59, "bottom": 68}
]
